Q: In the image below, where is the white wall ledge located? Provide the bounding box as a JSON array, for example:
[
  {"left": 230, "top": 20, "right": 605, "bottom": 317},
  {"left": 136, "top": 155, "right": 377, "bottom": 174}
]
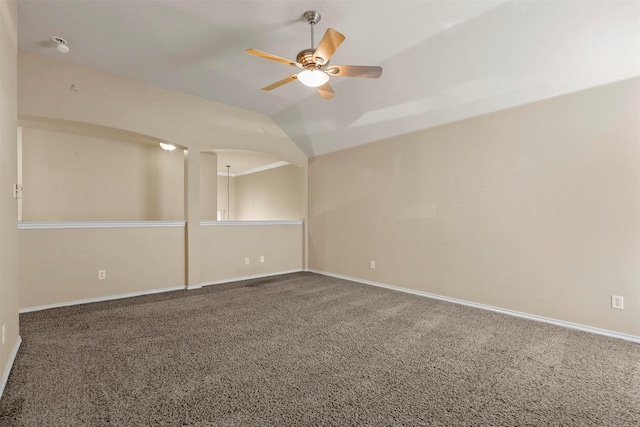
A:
[
  {"left": 18, "top": 221, "right": 186, "bottom": 230},
  {"left": 18, "top": 220, "right": 303, "bottom": 229},
  {"left": 200, "top": 220, "right": 303, "bottom": 226}
]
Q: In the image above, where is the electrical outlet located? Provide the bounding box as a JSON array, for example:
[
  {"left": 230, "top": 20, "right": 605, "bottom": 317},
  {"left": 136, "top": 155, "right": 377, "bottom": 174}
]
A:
[
  {"left": 2, "top": 324, "right": 5, "bottom": 345},
  {"left": 260, "top": 256, "right": 265, "bottom": 263},
  {"left": 244, "top": 257, "right": 250, "bottom": 265},
  {"left": 12, "top": 183, "right": 23, "bottom": 199},
  {"left": 611, "top": 295, "right": 624, "bottom": 310},
  {"left": 370, "top": 261, "right": 376, "bottom": 269},
  {"left": 98, "top": 270, "right": 106, "bottom": 280}
]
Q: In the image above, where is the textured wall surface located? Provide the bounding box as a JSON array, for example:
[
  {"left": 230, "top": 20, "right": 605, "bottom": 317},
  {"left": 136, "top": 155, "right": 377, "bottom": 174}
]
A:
[
  {"left": 309, "top": 78, "right": 640, "bottom": 337},
  {"left": 0, "top": 0, "right": 19, "bottom": 396}
]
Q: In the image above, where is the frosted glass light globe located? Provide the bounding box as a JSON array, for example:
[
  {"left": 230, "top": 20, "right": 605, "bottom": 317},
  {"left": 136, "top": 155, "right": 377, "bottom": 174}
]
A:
[{"left": 297, "top": 69, "right": 329, "bottom": 87}]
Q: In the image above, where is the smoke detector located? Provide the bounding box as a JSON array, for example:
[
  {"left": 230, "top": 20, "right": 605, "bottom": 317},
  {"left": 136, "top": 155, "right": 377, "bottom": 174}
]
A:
[{"left": 50, "top": 36, "right": 69, "bottom": 54}]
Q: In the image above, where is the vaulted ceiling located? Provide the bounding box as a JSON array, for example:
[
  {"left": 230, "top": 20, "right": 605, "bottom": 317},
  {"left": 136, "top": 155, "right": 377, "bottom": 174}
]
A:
[{"left": 17, "top": 0, "right": 640, "bottom": 157}]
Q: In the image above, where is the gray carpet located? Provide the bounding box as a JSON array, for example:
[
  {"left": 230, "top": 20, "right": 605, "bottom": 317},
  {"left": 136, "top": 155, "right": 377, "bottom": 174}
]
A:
[{"left": 1, "top": 272, "right": 639, "bottom": 426}]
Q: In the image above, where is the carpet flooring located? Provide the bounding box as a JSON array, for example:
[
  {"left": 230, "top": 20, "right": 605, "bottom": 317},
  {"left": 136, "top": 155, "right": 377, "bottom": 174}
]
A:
[{"left": 1, "top": 272, "right": 639, "bottom": 426}]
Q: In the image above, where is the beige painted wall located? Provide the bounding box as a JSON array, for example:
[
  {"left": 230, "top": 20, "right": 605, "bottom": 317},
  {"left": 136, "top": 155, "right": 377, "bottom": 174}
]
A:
[
  {"left": 235, "top": 165, "right": 305, "bottom": 221},
  {"left": 200, "top": 152, "right": 218, "bottom": 221},
  {"left": 309, "top": 77, "right": 640, "bottom": 337},
  {"left": 0, "top": 0, "right": 19, "bottom": 394},
  {"left": 21, "top": 127, "right": 184, "bottom": 221},
  {"left": 217, "top": 174, "right": 235, "bottom": 221},
  {"left": 19, "top": 226, "right": 186, "bottom": 309},
  {"left": 215, "top": 164, "right": 305, "bottom": 221},
  {"left": 200, "top": 224, "right": 303, "bottom": 284},
  {"left": 18, "top": 50, "right": 307, "bottom": 165},
  {"left": 15, "top": 50, "right": 308, "bottom": 312},
  {"left": 18, "top": 221, "right": 304, "bottom": 309}
]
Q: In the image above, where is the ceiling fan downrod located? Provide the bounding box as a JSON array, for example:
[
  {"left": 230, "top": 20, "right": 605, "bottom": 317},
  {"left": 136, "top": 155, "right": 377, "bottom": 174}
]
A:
[{"left": 304, "top": 10, "right": 321, "bottom": 49}]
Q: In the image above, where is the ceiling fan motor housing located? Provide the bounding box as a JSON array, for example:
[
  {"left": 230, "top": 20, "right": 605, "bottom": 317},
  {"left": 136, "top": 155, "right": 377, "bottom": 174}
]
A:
[{"left": 296, "top": 49, "right": 326, "bottom": 70}]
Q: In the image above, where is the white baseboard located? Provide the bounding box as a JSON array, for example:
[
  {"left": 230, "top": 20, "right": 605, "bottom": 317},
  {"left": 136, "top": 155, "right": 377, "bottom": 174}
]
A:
[
  {"left": 20, "top": 271, "right": 306, "bottom": 312},
  {"left": 19, "top": 286, "right": 186, "bottom": 313},
  {"left": 307, "top": 269, "right": 640, "bottom": 344},
  {"left": 1, "top": 335, "right": 22, "bottom": 399},
  {"left": 200, "top": 270, "right": 303, "bottom": 287}
]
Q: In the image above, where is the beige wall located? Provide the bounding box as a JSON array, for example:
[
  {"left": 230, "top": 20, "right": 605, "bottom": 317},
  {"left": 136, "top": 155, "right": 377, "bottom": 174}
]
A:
[
  {"left": 309, "top": 77, "right": 640, "bottom": 337},
  {"left": 235, "top": 164, "right": 305, "bottom": 221},
  {"left": 217, "top": 174, "right": 235, "bottom": 221},
  {"left": 200, "top": 223, "right": 303, "bottom": 284},
  {"left": 19, "top": 226, "right": 185, "bottom": 309},
  {"left": 0, "top": 0, "right": 19, "bottom": 395},
  {"left": 215, "top": 164, "right": 305, "bottom": 221},
  {"left": 21, "top": 127, "right": 184, "bottom": 221},
  {"left": 18, "top": 51, "right": 307, "bottom": 165},
  {"left": 200, "top": 152, "right": 218, "bottom": 221},
  {"left": 18, "top": 221, "right": 305, "bottom": 309},
  {"left": 15, "top": 50, "right": 308, "bottom": 312}
]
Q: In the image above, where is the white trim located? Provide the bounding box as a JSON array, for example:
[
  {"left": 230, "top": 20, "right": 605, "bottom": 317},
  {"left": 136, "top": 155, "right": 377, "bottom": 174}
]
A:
[
  {"left": 200, "top": 220, "right": 303, "bottom": 226},
  {"left": 18, "top": 221, "right": 186, "bottom": 230},
  {"left": 216, "top": 161, "right": 289, "bottom": 178},
  {"left": 200, "top": 269, "right": 303, "bottom": 287},
  {"left": 307, "top": 269, "right": 640, "bottom": 344},
  {"left": 234, "top": 161, "right": 290, "bottom": 176},
  {"left": 19, "top": 271, "right": 305, "bottom": 311},
  {"left": 0, "top": 336, "right": 22, "bottom": 399},
  {"left": 19, "top": 286, "right": 186, "bottom": 313}
]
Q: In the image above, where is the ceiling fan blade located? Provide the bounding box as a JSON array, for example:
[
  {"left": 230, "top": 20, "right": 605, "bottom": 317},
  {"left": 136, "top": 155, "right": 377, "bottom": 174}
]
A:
[
  {"left": 246, "top": 48, "right": 301, "bottom": 67},
  {"left": 317, "top": 82, "right": 335, "bottom": 100},
  {"left": 261, "top": 75, "right": 298, "bottom": 91},
  {"left": 326, "top": 65, "right": 383, "bottom": 78},
  {"left": 313, "top": 28, "right": 345, "bottom": 66}
]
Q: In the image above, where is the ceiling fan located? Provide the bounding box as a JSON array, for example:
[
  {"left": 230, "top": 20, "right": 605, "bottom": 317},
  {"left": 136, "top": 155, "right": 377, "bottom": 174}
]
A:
[{"left": 245, "top": 10, "right": 382, "bottom": 99}]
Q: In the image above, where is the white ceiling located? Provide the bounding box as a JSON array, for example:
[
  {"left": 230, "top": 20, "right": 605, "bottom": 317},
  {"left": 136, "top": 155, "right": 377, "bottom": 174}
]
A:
[{"left": 17, "top": 0, "right": 640, "bottom": 157}]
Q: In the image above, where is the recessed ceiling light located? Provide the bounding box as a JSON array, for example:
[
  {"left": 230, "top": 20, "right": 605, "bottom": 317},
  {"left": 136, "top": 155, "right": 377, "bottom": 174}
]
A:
[
  {"left": 50, "top": 36, "right": 69, "bottom": 54},
  {"left": 159, "top": 142, "right": 177, "bottom": 151}
]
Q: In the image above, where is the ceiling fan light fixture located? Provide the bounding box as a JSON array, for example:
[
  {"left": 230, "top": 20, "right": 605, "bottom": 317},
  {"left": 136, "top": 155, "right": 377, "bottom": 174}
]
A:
[{"left": 297, "top": 69, "right": 329, "bottom": 87}]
